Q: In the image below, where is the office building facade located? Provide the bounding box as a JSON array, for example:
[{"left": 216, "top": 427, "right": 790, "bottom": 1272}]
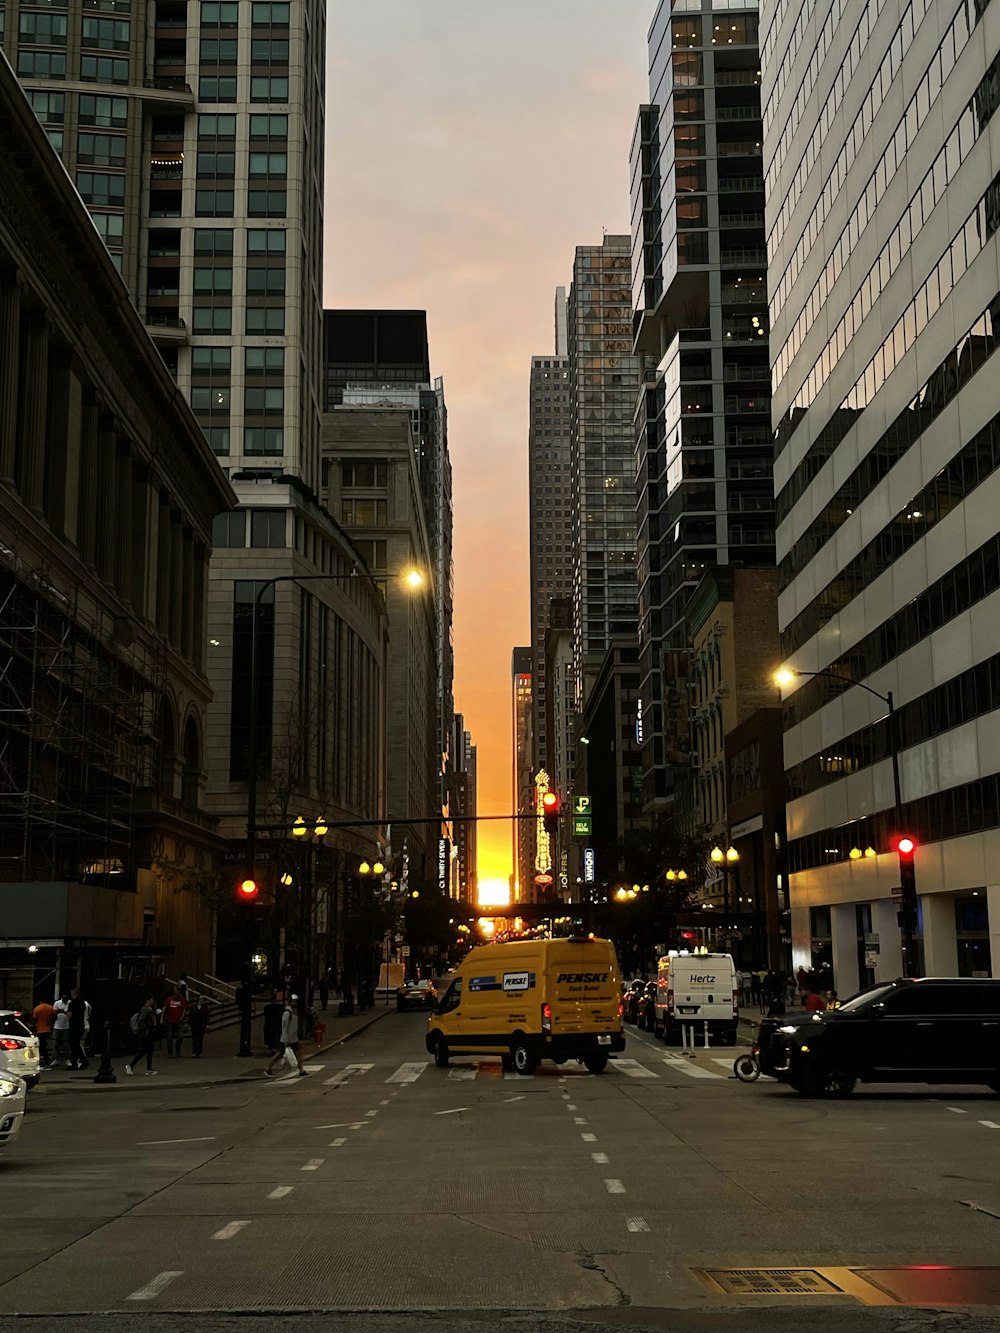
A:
[
  {"left": 764, "top": 0, "right": 1000, "bottom": 983},
  {"left": 631, "top": 0, "right": 773, "bottom": 812},
  {"left": 511, "top": 647, "right": 536, "bottom": 900}
]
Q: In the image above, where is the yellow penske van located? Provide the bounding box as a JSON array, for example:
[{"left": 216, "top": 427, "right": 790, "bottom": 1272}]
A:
[{"left": 425, "top": 935, "right": 625, "bottom": 1074}]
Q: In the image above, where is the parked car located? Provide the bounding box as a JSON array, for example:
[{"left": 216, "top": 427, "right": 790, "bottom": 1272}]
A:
[
  {"left": 635, "top": 981, "right": 658, "bottom": 1031},
  {"left": 0, "top": 1073, "right": 25, "bottom": 1153},
  {"left": 764, "top": 977, "right": 1000, "bottom": 1097},
  {"left": 0, "top": 1012, "right": 40, "bottom": 1089},
  {"left": 396, "top": 979, "right": 438, "bottom": 1012}
]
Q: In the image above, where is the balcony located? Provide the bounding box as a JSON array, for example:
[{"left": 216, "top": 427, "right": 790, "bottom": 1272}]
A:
[
  {"left": 143, "top": 312, "right": 189, "bottom": 345},
  {"left": 140, "top": 77, "right": 194, "bottom": 110}
]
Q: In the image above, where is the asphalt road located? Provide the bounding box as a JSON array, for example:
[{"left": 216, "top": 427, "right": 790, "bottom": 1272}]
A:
[{"left": 3, "top": 1012, "right": 1000, "bottom": 1332}]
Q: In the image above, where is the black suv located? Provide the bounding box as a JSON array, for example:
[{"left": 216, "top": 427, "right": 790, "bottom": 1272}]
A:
[{"left": 762, "top": 977, "right": 1000, "bottom": 1097}]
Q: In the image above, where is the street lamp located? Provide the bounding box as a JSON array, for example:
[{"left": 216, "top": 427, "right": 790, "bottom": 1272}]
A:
[
  {"left": 776, "top": 664, "right": 915, "bottom": 971},
  {"left": 709, "top": 844, "right": 740, "bottom": 935}
]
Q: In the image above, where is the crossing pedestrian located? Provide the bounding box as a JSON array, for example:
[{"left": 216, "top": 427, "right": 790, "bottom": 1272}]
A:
[
  {"left": 68, "top": 987, "right": 89, "bottom": 1069},
  {"left": 125, "top": 997, "right": 159, "bottom": 1076},
  {"left": 264, "top": 995, "right": 306, "bottom": 1077},
  {"left": 31, "top": 998, "right": 56, "bottom": 1068},
  {"left": 53, "top": 993, "right": 72, "bottom": 1067},
  {"left": 162, "top": 987, "right": 187, "bottom": 1057},
  {"left": 188, "top": 996, "right": 209, "bottom": 1057}
]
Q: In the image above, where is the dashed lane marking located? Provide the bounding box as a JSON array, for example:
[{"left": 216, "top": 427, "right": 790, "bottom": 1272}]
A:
[
  {"left": 435, "top": 1107, "right": 468, "bottom": 1115},
  {"left": 136, "top": 1136, "right": 217, "bottom": 1146},
  {"left": 948, "top": 1107, "right": 968, "bottom": 1114},
  {"left": 211, "top": 1221, "right": 250, "bottom": 1241},
  {"left": 605, "top": 1179, "right": 626, "bottom": 1194},
  {"left": 386, "top": 1061, "right": 428, "bottom": 1084},
  {"left": 581, "top": 1133, "right": 597, "bottom": 1142},
  {"left": 127, "top": 1272, "right": 183, "bottom": 1302},
  {"left": 267, "top": 1186, "right": 293, "bottom": 1199},
  {"left": 329, "top": 1137, "right": 346, "bottom": 1147},
  {"left": 503, "top": 1095, "right": 526, "bottom": 1103},
  {"left": 614, "top": 1059, "right": 659, "bottom": 1079},
  {"left": 626, "top": 1216, "right": 650, "bottom": 1233},
  {"left": 314, "top": 1122, "right": 365, "bottom": 1130},
  {"left": 301, "top": 1158, "right": 324, "bottom": 1171},
  {"left": 365, "top": 1110, "right": 379, "bottom": 1117},
  {"left": 979, "top": 1120, "right": 1000, "bottom": 1129},
  {"left": 567, "top": 1103, "right": 577, "bottom": 1110},
  {"left": 574, "top": 1117, "right": 587, "bottom": 1125},
  {"left": 591, "top": 1152, "right": 609, "bottom": 1165}
]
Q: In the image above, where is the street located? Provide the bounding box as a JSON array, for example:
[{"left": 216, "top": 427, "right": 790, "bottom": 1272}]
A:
[{"left": 3, "top": 1012, "right": 1000, "bottom": 1332}]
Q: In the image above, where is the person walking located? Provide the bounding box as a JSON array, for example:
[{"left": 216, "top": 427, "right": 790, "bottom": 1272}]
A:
[
  {"left": 264, "top": 995, "right": 306, "bottom": 1077},
  {"left": 804, "top": 988, "right": 826, "bottom": 1014},
  {"left": 162, "top": 987, "right": 187, "bottom": 1058},
  {"left": 188, "top": 996, "right": 209, "bottom": 1057},
  {"left": 68, "top": 987, "right": 89, "bottom": 1069},
  {"left": 125, "top": 997, "right": 159, "bottom": 1075},
  {"left": 32, "top": 998, "right": 56, "bottom": 1068},
  {"left": 318, "top": 975, "right": 329, "bottom": 1012},
  {"left": 53, "top": 994, "right": 72, "bottom": 1067}
]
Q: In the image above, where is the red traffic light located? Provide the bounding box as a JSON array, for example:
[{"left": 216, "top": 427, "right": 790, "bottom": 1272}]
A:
[
  {"left": 895, "top": 836, "right": 916, "bottom": 857},
  {"left": 238, "top": 878, "right": 259, "bottom": 901},
  {"left": 542, "top": 792, "right": 559, "bottom": 811}
]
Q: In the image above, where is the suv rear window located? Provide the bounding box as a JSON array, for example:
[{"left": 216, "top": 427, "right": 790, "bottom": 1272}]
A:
[{"left": 0, "top": 1015, "right": 31, "bottom": 1037}]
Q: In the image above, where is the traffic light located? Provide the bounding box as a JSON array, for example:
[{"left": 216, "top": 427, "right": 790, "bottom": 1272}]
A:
[
  {"left": 542, "top": 790, "right": 560, "bottom": 835},
  {"left": 237, "top": 877, "right": 259, "bottom": 902},
  {"left": 895, "top": 835, "right": 917, "bottom": 897}
]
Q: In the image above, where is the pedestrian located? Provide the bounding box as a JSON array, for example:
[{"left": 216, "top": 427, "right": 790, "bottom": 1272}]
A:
[
  {"left": 68, "top": 987, "right": 89, "bottom": 1069},
  {"left": 804, "top": 988, "right": 826, "bottom": 1014},
  {"left": 264, "top": 995, "right": 306, "bottom": 1077},
  {"left": 53, "top": 993, "right": 72, "bottom": 1067},
  {"left": 750, "top": 971, "right": 761, "bottom": 1008},
  {"left": 31, "top": 997, "right": 56, "bottom": 1068},
  {"left": 318, "top": 975, "right": 329, "bottom": 1012},
  {"left": 82, "top": 996, "right": 92, "bottom": 1059},
  {"left": 825, "top": 989, "right": 841, "bottom": 1010},
  {"left": 176, "top": 973, "right": 189, "bottom": 1001},
  {"left": 125, "top": 997, "right": 159, "bottom": 1075},
  {"left": 162, "top": 987, "right": 187, "bottom": 1057},
  {"left": 795, "top": 964, "right": 808, "bottom": 1004},
  {"left": 188, "top": 996, "right": 209, "bottom": 1057}
]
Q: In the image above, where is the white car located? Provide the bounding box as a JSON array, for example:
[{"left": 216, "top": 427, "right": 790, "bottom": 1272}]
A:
[
  {"left": 0, "top": 1012, "right": 41, "bottom": 1088},
  {"left": 0, "top": 1073, "right": 26, "bottom": 1150}
]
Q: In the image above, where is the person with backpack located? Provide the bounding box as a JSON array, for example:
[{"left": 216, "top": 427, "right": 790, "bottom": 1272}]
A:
[
  {"left": 264, "top": 995, "right": 306, "bottom": 1078},
  {"left": 125, "top": 997, "right": 159, "bottom": 1076}
]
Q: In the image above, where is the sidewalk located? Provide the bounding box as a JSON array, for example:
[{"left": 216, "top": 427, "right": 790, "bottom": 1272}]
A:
[{"left": 33, "top": 1001, "right": 396, "bottom": 1096}]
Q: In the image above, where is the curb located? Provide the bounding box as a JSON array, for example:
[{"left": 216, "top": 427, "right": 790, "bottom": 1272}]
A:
[{"left": 312, "top": 1002, "right": 394, "bottom": 1058}]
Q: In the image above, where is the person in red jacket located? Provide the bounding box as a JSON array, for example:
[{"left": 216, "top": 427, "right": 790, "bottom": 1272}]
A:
[
  {"left": 162, "top": 988, "right": 187, "bottom": 1057},
  {"left": 804, "top": 989, "right": 826, "bottom": 1014}
]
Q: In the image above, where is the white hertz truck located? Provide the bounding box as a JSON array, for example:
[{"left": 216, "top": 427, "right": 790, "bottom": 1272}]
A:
[{"left": 653, "top": 952, "right": 739, "bottom": 1045}]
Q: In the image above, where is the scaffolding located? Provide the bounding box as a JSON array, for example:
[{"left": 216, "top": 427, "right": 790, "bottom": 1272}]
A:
[{"left": 0, "top": 547, "right": 167, "bottom": 887}]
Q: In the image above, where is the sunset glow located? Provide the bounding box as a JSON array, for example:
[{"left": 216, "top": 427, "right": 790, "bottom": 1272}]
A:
[{"left": 477, "top": 878, "right": 512, "bottom": 909}]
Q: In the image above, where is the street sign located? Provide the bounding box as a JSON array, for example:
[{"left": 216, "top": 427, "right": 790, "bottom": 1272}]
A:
[
  {"left": 573, "top": 795, "right": 591, "bottom": 816},
  {"left": 573, "top": 815, "right": 592, "bottom": 837},
  {"left": 891, "top": 885, "right": 903, "bottom": 904},
  {"left": 584, "top": 848, "right": 596, "bottom": 883},
  {"left": 864, "top": 932, "right": 880, "bottom": 949},
  {"left": 864, "top": 950, "right": 879, "bottom": 969}
]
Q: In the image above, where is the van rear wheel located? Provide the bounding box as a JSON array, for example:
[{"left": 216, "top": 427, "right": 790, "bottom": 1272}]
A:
[
  {"left": 511, "top": 1038, "right": 536, "bottom": 1076},
  {"left": 584, "top": 1054, "right": 608, "bottom": 1074},
  {"left": 432, "top": 1034, "right": 449, "bottom": 1068}
]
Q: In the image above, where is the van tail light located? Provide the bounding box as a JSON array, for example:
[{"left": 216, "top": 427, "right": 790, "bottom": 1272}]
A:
[
  {"left": 0, "top": 1038, "right": 24, "bottom": 1051},
  {"left": 733, "top": 988, "right": 739, "bottom": 1015},
  {"left": 666, "top": 988, "right": 674, "bottom": 1013},
  {"left": 618, "top": 1002, "right": 624, "bottom": 1017},
  {"left": 541, "top": 1002, "right": 552, "bottom": 1034}
]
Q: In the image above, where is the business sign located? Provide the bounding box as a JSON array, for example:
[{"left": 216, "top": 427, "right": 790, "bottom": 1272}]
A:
[
  {"left": 437, "top": 837, "right": 450, "bottom": 894},
  {"left": 573, "top": 795, "right": 592, "bottom": 816},
  {"left": 584, "top": 848, "right": 596, "bottom": 884},
  {"left": 573, "top": 815, "right": 592, "bottom": 837}
]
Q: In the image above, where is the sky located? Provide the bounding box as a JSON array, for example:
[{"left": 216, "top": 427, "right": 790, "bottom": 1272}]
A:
[{"left": 325, "top": 0, "right": 651, "bottom": 889}]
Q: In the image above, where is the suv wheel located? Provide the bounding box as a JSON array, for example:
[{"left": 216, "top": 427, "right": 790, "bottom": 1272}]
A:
[{"left": 801, "top": 1056, "right": 856, "bottom": 1098}]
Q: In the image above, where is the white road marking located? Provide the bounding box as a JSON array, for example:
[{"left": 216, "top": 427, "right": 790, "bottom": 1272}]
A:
[
  {"left": 434, "top": 1107, "right": 468, "bottom": 1116},
  {"left": 614, "top": 1059, "right": 658, "bottom": 1079},
  {"left": 301, "top": 1158, "right": 324, "bottom": 1171},
  {"left": 661, "top": 1055, "right": 724, "bottom": 1080},
  {"left": 503, "top": 1070, "right": 522, "bottom": 1080},
  {"left": 365, "top": 1110, "right": 378, "bottom": 1117},
  {"left": 127, "top": 1271, "right": 183, "bottom": 1302},
  {"left": 574, "top": 1117, "right": 587, "bottom": 1125},
  {"left": 211, "top": 1221, "right": 250, "bottom": 1241},
  {"left": 605, "top": 1179, "right": 626, "bottom": 1194},
  {"left": 567, "top": 1103, "right": 577, "bottom": 1110},
  {"left": 979, "top": 1120, "right": 1000, "bottom": 1129},
  {"left": 380, "top": 1099, "right": 390, "bottom": 1105},
  {"left": 267, "top": 1186, "right": 293, "bottom": 1199},
  {"left": 386, "top": 1061, "right": 428, "bottom": 1084},
  {"left": 329, "top": 1137, "right": 346, "bottom": 1147},
  {"left": 591, "top": 1152, "right": 609, "bottom": 1164},
  {"left": 626, "top": 1216, "right": 650, "bottom": 1233},
  {"left": 503, "top": 1095, "right": 526, "bottom": 1103},
  {"left": 324, "top": 1063, "right": 373, "bottom": 1087},
  {"left": 314, "top": 1121, "right": 365, "bottom": 1130},
  {"left": 581, "top": 1133, "right": 597, "bottom": 1142},
  {"left": 136, "top": 1137, "right": 217, "bottom": 1146},
  {"left": 448, "top": 1067, "right": 477, "bottom": 1080},
  {"left": 948, "top": 1107, "right": 968, "bottom": 1114}
]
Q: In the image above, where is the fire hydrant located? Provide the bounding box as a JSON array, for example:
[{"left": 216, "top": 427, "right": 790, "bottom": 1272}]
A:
[{"left": 313, "top": 1022, "right": 326, "bottom": 1046}]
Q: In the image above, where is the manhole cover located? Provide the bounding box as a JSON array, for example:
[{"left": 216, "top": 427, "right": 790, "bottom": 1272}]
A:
[{"left": 698, "top": 1269, "right": 844, "bottom": 1296}]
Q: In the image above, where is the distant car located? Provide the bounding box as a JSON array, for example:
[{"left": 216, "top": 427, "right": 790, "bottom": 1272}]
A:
[
  {"left": 0, "top": 1012, "right": 40, "bottom": 1089},
  {"left": 397, "top": 980, "right": 438, "bottom": 1012},
  {"left": 0, "top": 1073, "right": 25, "bottom": 1152}
]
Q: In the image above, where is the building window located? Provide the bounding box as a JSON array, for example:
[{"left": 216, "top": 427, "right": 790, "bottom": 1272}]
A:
[
  {"left": 247, "top": 190, "right": 287, "bottom": 218},
  {"left": 196, "top": 151, "right": 236, "bottom": 178},
  {"left": 78, "top": 94, "right": 127, "bottom": 128},
  {"left": 80, "top": 55, "right": 129, "bottom": 83},
  {"left": 244, "top": 427, "right": 284, "bottom": 455},
  {"left": 343, "top": 499, "right": 387, "bottom": 526},
  {"left": 81, "top": 16, "right": 130, "bottom": 49},
  {"left": 247, "top": 228, "right": 285, "bottom": 255},
  {"left": 18, "top": 51, "right": 67, "bottom": 78},
  {"left": 192, "top": 307, "right": 232, "bottom": 334},
  {"left": 193, "top": 228, "right": 234, "bottom": 258},
  {"left": 20, "top": 11, "right": 69, "bottom": 44},
  {"left": 198, "top": 76, "right": 237, "bottom": 101},
  {"left": 250, "top": 40, "right": 289, "bottom": 66},
  {"left": 245, "top": 347, "right": 284, "bottom": 374},
  {"left": 252, "top": 2, "right": 291, "bottom": 24},
  {"left": 199, "top": 38, "right": 238, "bottom": 62},
  {"left": 195, "top": 189, "right": 235, "bottom": 217},
  {"left": 193, "top": 267, "right": 233, "bottom": 294},
  {"left": 250, "top": 76, "right": 289, "bottom": 101},
  {"left": 46, "top": 130, "right": 65, "bottom": 155},
  {"left": 190, "top": 386, "right": 231, "bottom": 413},
  {"left": 342, "top": 461, "right": 388, "bottom": 487},
  {"left": 246, "top": 269, "right": 285, "bottom": 296},
  {"left": 76, "top": 172, "right": 125, "bottom": 206},
  {"left": 77, "top": 132, "right": 126, "bottom": 166},
  {"left": 245, "top": 387, "right": 284, "bottom": 413},
  {"left": 249, "top": 151, "right": 287, "bottom": 177},
  {"left": 29, "top": 91, "right": 66, "bottom": 124},
  {"left": 212, "top": 511, "right": 246, "bottom": 548},
  {"left": 246, "top": 306, "right": 284, "bottom": 334},
  {"left": 197, "top": 113, "right": 237, "bottom": 139},
  {"left": 90, "top": 210, "right": 125, "bottom": 242},
  {"left": 249, "top": 113, "right": 288, "bottom": 139},
  {"left": 250, "top": 511, "right": 286, "bottom": 547},
  {"left": 201, "top": 2, "right": 239, "bottom": 27}
]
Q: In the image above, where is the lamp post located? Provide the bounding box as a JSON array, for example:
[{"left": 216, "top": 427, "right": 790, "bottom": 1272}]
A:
[
  {"left": 291, "top": 814, "right": 328, "bottom": 1036},
  {"left": 358, "top": 858, "right": 385, "bottom": 1007},
  {"left": 776, "top": 665, "right": 917, "bottom": 975}
]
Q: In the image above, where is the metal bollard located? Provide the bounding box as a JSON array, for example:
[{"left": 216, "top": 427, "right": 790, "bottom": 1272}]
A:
[
  {"left": 703, "top": 1019, "right": 710, "bottom": 1049},
  {"left": 93, "top": 1019, "right": 117, "bottom": 1085}
]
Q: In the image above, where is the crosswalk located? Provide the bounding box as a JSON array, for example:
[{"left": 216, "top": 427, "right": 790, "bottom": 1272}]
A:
[{"left": 310, "top": 1055, "right": 733, "bottom": 1085}]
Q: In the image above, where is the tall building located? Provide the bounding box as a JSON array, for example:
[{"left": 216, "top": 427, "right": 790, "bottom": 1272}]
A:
[
  {"left": 527, "top": 287, "right": 573, "bottom": 776},
  {"left": 447, "top": 715, "right": 477, "bottom": 905},
  {"left": 511, "top": 647, "right": 535, "bottom": 901},
  {"left": 0, "top": 58, "right": 234, "bottom": 996},
  {"left": 631, "top": 1, "right": 773, "bottom": 813},
  {"left": 567, "top": 236, "right": 641, "bottom": 709},
  {"left": 544, "top": 597, "right": 577, "bottom": 803},
  {"left": 323, "top": 310, "right": 455, "bottom": 806},
  {"left": 764, "top": 0, "right": 1000, "bottom": 983}
]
